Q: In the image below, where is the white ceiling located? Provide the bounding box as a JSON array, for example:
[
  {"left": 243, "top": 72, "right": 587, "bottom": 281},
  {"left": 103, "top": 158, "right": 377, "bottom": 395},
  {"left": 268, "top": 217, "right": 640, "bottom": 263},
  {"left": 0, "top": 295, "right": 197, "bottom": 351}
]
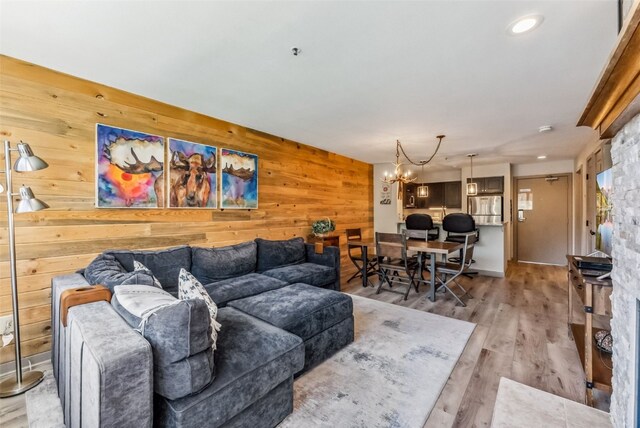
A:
[{"left": 0, "top": 1, "right": 618, "bottom": 168}]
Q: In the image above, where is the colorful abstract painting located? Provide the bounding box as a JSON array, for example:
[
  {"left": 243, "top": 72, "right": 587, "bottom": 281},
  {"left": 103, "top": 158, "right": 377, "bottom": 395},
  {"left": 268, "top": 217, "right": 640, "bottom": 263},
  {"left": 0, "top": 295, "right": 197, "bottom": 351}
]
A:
[
  {"left": 96, "top": 124, "right": 165, "bottom": 208},
  {"left": 221, "top": 148, "right": 258, "bottom": 209},
  {"left": 168, "top": 138, "right": 217, "bottom": 208}
]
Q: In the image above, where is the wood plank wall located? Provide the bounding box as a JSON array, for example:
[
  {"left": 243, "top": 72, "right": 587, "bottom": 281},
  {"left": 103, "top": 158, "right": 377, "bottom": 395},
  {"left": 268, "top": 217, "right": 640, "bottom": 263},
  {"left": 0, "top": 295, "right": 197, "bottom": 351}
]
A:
[{"left": 0, "top": 55, "right": 373, "bottom": 363}]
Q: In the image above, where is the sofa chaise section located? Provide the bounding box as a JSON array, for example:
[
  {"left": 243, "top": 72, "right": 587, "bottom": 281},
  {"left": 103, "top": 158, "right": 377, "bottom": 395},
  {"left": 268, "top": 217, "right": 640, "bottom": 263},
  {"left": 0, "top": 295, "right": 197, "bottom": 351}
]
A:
[
  {"left": 229, "top": 283, "right": 354, "bottom": 372},
  {"left": 155, "top": 307, "right": 304, "bottom": 428}
]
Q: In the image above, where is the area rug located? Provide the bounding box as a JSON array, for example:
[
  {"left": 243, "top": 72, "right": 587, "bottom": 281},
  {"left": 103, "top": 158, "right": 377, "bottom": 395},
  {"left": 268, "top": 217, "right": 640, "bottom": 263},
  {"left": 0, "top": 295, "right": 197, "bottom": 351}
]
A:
[
  {"left": 491, "top": 378, "right": 611, "bottom": 428},
  {"left": 25, "top": 369, "right": 65, "bottom": 428},
  {"left": 279, "top": 295, "right": 475, "bottom": 428}
]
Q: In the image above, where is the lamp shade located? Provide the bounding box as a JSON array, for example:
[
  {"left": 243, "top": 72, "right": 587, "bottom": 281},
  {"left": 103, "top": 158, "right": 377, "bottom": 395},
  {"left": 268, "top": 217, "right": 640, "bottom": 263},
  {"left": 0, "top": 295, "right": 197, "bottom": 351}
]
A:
[
  {"left": 14, "top": 143, "right": 49, "bottom": 172},
  {"left": 417, "top": 185, "right": 429, "bottom": 198},
  {"left": 467, "top": 182, "right": 478, "bottom": 196},
  {"left": 16, "top": 186, "right": 49, "bottom": 213}
]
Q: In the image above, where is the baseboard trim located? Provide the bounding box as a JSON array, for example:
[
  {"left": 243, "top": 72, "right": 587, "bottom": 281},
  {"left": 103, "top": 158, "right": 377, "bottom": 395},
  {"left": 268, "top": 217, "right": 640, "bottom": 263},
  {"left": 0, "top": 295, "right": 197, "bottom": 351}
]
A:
[
  {"left": 0, "top": 350, "right": 51, "bottom": 376},
  {"left": 475, "top": 269, "right": 505, "bottom": 278},
  {"left": 517, "top": 260, "right": 567, "bottom": 267}
]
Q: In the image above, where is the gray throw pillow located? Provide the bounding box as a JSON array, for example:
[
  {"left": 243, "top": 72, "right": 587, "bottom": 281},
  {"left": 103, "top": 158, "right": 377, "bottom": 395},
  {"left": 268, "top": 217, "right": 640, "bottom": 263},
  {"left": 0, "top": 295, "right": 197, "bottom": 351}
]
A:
[
  {"left": 133, "top": 261, "right": 163, "bottom": 289},
  {"left": 84, "top": 253, "right": 155, "bottom": 292},
  {"left": 255, "top": 237, "right": 306, "bottom": 272}
]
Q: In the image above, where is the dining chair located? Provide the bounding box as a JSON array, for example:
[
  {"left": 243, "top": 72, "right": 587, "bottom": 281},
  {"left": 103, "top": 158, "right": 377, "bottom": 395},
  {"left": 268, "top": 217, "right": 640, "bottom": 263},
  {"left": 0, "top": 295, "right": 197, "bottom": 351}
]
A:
[
  {"left": 442, "top": 213, "right": 479, "bottom": 277},
  {"left": 374, "top": 232, "right": 419, "bottom": 300},
  {"left": 434, "top": 232, "right": 475, "bottom": 306},
  {"left": 405, "top": 213, "right": 439, "bottom": 241},
  {"left": 346, "top": 228, "right": 377, "bottom": 286}
]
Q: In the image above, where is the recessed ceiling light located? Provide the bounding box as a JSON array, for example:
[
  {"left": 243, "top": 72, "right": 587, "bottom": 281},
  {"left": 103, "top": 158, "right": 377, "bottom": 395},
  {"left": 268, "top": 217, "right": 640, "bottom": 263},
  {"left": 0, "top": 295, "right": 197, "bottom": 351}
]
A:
[
  {"left": 537, "top": 155, "right": 547, "bottom": 160},
  {"left": 508, "top": 15, "right": 544, "bottom": 35},
  {"left": 538, "top": 125, "right": 553, "bottom": 133}
]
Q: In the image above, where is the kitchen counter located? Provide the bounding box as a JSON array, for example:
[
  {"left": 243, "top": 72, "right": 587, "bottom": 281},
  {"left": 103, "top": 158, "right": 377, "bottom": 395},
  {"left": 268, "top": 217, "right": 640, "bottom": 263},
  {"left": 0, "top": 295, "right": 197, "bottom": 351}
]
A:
[
  {"left": 472, "top": 221, "right": 509, "bottom": 227},
  {"left": 397, "top": 220, "right": 509, "bottom": 277}
]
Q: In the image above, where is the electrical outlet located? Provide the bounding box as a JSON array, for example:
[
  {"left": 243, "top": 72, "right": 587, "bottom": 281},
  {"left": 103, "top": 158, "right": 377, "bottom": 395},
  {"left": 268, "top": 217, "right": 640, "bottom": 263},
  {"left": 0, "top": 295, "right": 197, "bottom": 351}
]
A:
[
  {"left": 1, "top": 316, "right": 14, "bottom": 347},
  {"left": 0, "top": 315, "right": 13, "bottom": 336}
]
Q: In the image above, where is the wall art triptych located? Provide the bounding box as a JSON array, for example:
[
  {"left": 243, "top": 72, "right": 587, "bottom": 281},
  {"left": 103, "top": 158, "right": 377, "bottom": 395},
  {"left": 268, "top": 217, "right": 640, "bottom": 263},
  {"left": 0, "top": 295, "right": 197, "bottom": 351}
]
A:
[{"left": 96, "top": 124, "right": 258, "bottom": 209}]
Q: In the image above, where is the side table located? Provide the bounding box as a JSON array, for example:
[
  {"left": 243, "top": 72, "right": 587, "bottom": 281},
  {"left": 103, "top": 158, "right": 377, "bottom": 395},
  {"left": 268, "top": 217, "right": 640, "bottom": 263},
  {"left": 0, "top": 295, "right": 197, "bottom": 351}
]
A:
[{"left": 308, "top": 234, "right": 340, "bottom": 254}]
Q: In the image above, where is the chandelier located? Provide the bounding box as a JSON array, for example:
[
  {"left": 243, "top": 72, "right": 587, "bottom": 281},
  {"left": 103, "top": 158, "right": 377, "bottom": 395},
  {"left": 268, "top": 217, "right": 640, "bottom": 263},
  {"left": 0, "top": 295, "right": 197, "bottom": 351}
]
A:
[{"left": 382, "top": 135, "right": 445, "bottom": 185}]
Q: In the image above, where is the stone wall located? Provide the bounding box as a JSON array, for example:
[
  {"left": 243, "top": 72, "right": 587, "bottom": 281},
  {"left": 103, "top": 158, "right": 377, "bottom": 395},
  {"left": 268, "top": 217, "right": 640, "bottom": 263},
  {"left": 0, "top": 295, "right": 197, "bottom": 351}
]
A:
[{"left": 610, "top": 112, "right": 640, "bottom": 428}]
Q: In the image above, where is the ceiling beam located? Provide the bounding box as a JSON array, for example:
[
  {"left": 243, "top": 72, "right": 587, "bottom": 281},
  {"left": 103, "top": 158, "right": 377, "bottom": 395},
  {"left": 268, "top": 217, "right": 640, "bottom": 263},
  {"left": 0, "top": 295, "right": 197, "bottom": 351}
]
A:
[{"left": 577, "top": 0, "right": 640, "bottom": 138}]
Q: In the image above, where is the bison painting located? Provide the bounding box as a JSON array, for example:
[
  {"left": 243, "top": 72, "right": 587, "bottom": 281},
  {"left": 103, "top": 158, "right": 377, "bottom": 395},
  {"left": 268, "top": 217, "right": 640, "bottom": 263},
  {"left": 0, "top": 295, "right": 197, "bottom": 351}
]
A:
[{"left": 167, "top": 139, "right": 217, "bottom": 208}]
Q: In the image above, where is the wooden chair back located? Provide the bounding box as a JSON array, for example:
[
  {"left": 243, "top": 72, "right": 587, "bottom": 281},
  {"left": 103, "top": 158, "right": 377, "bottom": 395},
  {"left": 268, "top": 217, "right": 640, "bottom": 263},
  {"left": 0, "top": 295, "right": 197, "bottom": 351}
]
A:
[{"left": 375, "top": 232, "right": 405, "bottom": 262}]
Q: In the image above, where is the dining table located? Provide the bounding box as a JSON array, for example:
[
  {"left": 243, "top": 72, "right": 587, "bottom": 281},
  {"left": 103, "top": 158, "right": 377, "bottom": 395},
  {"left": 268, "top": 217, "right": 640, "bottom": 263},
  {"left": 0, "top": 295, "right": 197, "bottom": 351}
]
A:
[{"left": 347, "top": 238, "right": 464, "bottom": 301}]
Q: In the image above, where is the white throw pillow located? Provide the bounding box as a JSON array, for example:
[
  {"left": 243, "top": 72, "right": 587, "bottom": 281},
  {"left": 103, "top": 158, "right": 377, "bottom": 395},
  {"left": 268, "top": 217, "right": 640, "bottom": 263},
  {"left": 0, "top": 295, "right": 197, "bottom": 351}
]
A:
[
  {"left": 178, "top": 268, "right": 222, "bottom": 349},
  {"left": 113, "top": 284, "right": 179, "bottom": 334},
  {"left": 133, "top": 260, "right": 163, "bottom": 289}
]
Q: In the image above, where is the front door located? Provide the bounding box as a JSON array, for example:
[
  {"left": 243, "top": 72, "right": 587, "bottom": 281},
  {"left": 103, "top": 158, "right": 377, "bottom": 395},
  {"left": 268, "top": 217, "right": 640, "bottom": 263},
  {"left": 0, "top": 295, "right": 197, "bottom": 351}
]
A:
[{"left": 516, "top": 176, "right": 569, "bottom": 265}]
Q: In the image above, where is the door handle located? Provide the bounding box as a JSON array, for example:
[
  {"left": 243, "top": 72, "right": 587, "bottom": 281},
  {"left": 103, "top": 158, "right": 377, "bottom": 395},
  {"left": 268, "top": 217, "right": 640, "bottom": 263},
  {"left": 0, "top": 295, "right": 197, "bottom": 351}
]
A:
[
  {"left": 517, "top": 209, "right": 525, "bottom": 222},
  {"left": 589, "top": 230, "right": 596, "bottom": 236}
]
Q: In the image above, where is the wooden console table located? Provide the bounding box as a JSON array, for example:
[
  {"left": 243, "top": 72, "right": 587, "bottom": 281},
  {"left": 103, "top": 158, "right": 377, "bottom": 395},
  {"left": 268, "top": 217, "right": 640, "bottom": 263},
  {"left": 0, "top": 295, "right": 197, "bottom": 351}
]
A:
[{"left": 566, "top": 255, "right": 613, "bottom": 406}]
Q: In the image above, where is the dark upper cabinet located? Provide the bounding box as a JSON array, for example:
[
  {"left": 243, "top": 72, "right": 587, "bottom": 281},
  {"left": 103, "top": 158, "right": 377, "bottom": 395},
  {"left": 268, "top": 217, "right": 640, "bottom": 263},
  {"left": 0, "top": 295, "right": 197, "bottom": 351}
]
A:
[
  {"left": 406, "top": 180, "right": 463, "bottom": 209},
  {"left": 444, "top": 181, "right": 462, "bottom": 208},
  {"left": 404, "top": 183, "right": 417, "bottom": 208},
  {"left": 484, "top": 176, "right": 504, "bottom": 193},
  {"left": 425, "top": 182, "right": 444, "bottom": 208},
  {"left": 466, "top": 176, "right": 504, "bottom": 194}
]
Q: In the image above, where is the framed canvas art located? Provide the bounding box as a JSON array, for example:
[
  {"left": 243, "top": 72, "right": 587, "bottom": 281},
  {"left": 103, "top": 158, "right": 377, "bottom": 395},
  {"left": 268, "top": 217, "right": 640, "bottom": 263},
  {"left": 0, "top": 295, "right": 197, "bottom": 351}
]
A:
[
  {"left": 96, "top": 124, "right": 165, "bottom": 208},
  {"left": 167, "top": 138, "right": 217, "bottom": 208},
  {"left": 220, "top": 148, "right": 258, "bottom": 209}
]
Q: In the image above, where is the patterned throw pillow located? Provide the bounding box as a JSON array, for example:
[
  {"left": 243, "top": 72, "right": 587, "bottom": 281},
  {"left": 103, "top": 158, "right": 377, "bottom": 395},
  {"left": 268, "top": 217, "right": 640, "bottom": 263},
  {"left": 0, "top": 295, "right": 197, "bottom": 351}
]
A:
[
  {"left": 133, "top": 260, "right": 163, "bottom": 289},
  {"left": 178, "top": 268, "right": 222, "bottom": 349}
]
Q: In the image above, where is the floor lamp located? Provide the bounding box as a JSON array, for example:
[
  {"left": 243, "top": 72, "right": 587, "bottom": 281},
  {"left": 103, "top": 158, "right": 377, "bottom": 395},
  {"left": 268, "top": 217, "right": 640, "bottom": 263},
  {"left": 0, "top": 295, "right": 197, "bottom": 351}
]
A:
[{"left": 0, "top": 140, "right": 49, "bottom": 397}]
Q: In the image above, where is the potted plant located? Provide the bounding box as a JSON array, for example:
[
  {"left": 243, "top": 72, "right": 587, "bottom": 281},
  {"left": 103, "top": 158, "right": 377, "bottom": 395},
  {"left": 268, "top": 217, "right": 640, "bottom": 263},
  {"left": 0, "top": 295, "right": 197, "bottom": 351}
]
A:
[{"left": 312, "top": 218, "right": 336, "bottom": 237}]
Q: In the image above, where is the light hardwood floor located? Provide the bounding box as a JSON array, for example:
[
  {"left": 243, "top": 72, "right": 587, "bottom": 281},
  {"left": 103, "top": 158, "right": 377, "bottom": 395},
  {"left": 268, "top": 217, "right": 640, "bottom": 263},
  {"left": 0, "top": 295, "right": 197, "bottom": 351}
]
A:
[
  {"left": 341, "top": 261, "right": 610, "bottom": 427},
  {"left": 0, "top": 262, "right": 609, "bottom": 428}
]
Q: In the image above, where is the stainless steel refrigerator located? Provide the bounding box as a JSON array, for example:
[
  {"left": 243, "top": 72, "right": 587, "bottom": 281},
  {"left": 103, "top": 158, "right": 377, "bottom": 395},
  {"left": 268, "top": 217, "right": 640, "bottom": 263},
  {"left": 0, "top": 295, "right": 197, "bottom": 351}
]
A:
[{"left": 468, "top": 195, "right": 503, "bottom": 225}]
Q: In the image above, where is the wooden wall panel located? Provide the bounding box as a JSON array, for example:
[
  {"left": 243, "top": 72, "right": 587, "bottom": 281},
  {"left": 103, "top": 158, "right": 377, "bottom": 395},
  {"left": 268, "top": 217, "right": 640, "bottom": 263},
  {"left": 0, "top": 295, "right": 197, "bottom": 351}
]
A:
[{"left": 0, "top": 55, "right": 373, "bottom": 363}]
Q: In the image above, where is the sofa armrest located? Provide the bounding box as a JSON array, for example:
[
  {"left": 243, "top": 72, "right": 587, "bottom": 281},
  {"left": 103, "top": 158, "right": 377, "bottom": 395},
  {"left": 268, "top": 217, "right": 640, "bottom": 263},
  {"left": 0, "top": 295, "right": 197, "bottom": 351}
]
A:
[
  {"left": 65, "top": 301, "right": 153, "bottom": 428},
  {"left": 305, "top": 244, "right": 341, "bottom": 291},
  {"left": 52, "top": 274, "right": 91, "bottom": 385}
]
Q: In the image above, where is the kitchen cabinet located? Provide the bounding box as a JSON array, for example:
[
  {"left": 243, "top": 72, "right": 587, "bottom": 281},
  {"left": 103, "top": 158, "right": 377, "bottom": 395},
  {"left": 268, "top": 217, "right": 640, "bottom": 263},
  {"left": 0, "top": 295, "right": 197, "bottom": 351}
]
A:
[
  {"left": 484, "top": 176, "right": 504, "bottom": 193},
  {"left": 405, "top": 181, "right": 463, "bottom": 209},
  {"left": 466, "top": 176, "right": 504, "bottom": 194},
  {"left": 444, "top": 181, "right": 462, "bottom": 208},
  {"left": 404, "top": 183, "right": 417, "bottom": 208},
  {"left": 425, "top": 182, "right": 444, "bottom": 208}
]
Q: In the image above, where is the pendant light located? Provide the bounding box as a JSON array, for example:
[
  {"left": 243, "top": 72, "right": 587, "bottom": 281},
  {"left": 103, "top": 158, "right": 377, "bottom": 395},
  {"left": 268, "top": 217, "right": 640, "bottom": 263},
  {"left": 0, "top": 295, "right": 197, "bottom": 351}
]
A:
[
  {"left": 417, "top": 163, "right": 428, "bottom": 198},
  {"left": 467, "top": 154, "right": 478, "bottom": 196}
]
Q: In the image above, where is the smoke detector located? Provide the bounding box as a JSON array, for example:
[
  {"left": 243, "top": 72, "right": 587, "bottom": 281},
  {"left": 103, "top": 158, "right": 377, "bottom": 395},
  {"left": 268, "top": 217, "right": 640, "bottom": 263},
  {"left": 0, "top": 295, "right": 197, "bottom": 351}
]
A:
[{"left": 538, "top": 125, "right": 553, "bottom": 133}]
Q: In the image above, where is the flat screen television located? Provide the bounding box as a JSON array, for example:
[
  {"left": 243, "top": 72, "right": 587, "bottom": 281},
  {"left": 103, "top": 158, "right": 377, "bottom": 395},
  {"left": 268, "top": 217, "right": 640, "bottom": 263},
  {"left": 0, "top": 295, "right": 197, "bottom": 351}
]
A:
[{"left": 596, "top": 168, "right": 613, "bottom": 256}]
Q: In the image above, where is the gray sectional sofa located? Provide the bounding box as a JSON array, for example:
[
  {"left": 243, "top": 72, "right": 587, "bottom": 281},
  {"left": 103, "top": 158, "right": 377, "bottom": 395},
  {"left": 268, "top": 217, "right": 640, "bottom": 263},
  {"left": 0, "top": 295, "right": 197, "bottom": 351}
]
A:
[{"left": 51, "top": 237, "right": 354, "bottom": 428}]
